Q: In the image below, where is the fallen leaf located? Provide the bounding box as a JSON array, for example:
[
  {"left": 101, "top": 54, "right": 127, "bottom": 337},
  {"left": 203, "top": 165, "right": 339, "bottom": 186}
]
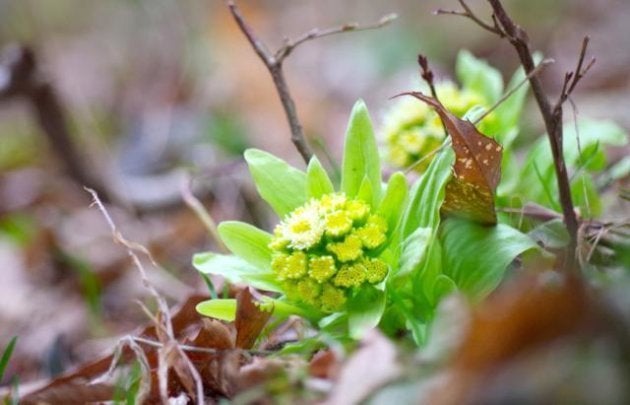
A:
[
  {"left": 402, "top": 92, "right": 502, "bottom": 224},
  {"left": 235, "top": 288, "right": 272, "bottom": 349}
]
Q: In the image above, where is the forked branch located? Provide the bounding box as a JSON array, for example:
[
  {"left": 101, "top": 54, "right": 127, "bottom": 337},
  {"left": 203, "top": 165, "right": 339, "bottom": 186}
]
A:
[{"left": 226, "top": 0, "right": 396, "bottom": 163}]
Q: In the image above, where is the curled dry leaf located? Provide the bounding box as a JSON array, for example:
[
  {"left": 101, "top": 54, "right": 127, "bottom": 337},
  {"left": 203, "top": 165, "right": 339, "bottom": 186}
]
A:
[
  {"left": 235, "top": 288, "right": 272, "bottom": 349},
  {"left": 402, "top": 92, "right": 502, "bottom": 224}
]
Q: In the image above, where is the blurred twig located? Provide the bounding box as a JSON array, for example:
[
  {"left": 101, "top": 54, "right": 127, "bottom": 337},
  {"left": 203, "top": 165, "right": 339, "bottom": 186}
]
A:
[
  {"left": 0, "top": 45, "right": 112, "bottom": 202},
  {"left": 225, "top": 0, "right": 396, "bottom": 163}
]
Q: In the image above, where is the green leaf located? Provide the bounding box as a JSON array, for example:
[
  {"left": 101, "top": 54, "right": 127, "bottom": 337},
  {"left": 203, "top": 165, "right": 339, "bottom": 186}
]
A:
[
  {"left": 244, "top": 148, "right": 307, "bottom": 218},
  {"left": 196, "top": 299, "right": 237, "bottom": 321},
  {"left": 401, "top": 146, "right": 454, "bottom": 238},
  {"left": 378, "top": 171, "right": 408, "bottom": 232},
  {"left": 193, "top": 253, "right": 282, "bottom": 293},
  {"left": 0, "top": 336, "right": 17, "bottom": 381},
  {"left": 528, "top": 218, "right": 569, "bottom": 249},
  {"left": 306, "top": 156, "right": 334, "bottom": 198},
  {"left": 440, "top": 218, "right": 539, "bottom": 299},
  {"left": 341, "top": 100, "right": 382, "bottom": 207},
  {"left": 397, "top": 227, "right": 432, "bottom": 278},
  {"left": 456, "top": 50, "right": 503, "bottom": 103},
  {"left": 494, "top": 52, "right": 542, "bottom": 136},
  {"left": 357, "top": 176, "right": 374, "bottom": 207},
  {"left": 218, "top": 221, "right": 272, "bottom": 270},
  {"left": 347, "top": 286, "right": 386, "bottom": 339}
]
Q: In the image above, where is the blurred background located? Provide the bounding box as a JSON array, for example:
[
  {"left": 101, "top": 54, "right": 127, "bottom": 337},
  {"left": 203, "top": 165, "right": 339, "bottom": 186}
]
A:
[{"left": 1, "top": 0, "right": 628, "bottom": 387}]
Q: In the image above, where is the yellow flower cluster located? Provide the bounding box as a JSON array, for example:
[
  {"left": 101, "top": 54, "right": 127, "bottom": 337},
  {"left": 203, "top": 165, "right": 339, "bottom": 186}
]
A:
[
  {"left": 383, "top": 82, "right": 491, "bottom": 171},
  {"left": 269, "top": 193, "right": 389, "bottom": 313}
]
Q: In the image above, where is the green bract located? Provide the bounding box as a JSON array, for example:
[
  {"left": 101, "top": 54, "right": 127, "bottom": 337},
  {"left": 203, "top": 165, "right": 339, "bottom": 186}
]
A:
[
  {"left": 382, "top": 50, "right": 530, "bottom": 172},
  {"left": 194, "top": 100, "right": 409, "bottom": 334}
]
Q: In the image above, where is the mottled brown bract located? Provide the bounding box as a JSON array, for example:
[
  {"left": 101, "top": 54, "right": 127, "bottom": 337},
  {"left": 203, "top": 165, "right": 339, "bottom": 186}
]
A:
[
  {"left": 403, "top": 92, "right": 502, "bottom": 224},
  {"left": 235, "top": 288, "right": 273, "bottom": 349}
]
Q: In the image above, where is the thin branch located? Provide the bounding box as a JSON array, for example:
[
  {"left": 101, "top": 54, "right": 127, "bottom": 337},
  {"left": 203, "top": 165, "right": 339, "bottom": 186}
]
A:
[
  {"left": 473, "top": 58, "right": 554, "bottom": 125},
  {"left": 417, "top": 54, "right": 447, "bottom": 136},
  {"left": 276, "top": 13, "right": 397, "bottom": 61},
  {"left": 556, "top": 36, "right": 596, "bottom": 108},
  {"left": 226, "top": 0, "right": 396, "bottom": 163},
  {"left": 435, "top": 0, "right": 505, "bottom": 36}
]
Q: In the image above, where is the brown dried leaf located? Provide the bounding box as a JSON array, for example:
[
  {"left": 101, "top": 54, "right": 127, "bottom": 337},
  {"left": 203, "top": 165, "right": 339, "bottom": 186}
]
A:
[
  {"left": 403, "top": 92, "right": 503, "bottom": 224},
  {"left": 235, "top": 288, "right": 272, "bottom": 349},
  {"left": 429, "top": 274, "right": 592, "bottom": 404},
  {"left": 309, "top": 349, "right": 339, "bottom": 379}
]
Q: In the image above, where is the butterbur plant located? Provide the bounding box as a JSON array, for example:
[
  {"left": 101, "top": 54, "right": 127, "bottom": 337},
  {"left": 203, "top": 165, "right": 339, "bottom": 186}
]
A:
[
  {"left": 194, "top": 91, "right": 540, "bottom": 345},
  {"left": 194, "top": 101, "right": 410, "bottom": 338},
  {"left": 383, "top": 50, "right": 531, "bottom": 172}
]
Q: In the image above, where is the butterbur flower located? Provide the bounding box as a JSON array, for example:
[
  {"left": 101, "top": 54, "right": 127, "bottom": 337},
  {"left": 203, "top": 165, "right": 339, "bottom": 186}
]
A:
[
  {"left": 381, "top": 50, "right": 532, "bottom": 173},
  {"left": 194, "top": 100, "right": 409, "bottom": 335},
  {"left": 383, "top": 81, "right": 493, "bottom": 172}
]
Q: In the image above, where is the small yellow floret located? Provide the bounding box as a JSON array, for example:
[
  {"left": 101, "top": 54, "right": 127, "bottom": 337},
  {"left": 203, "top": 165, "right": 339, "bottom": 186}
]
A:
[
  {"left": 333, "top": 263, "right": 367, "bottom": 288},
  {"left": 282, "top": 204, "right": 325, "bottom": 250},
  {"left": 275, "top": 251, "right": 307, "bottom": 280},
  {"left": 296, "top": 278, "right": 322, "bottom": 306},
  {"left": 325, "top": 210, "right": 353, "bottom": 237},
  {"left": 345, "top": 199, "right": 369, "bottom": 221},
  {"left": 320, "top": 193, "right": 347, "bottom": 212},
  {"left": 308, "top": 255, "right": 337, "bottom": 283},
  {"left": 363, "top": 258, "right": 389, "bottom": 284},
  {"left": 320, "top": 284, "right": 347, "bottom": 312},
  {"left": 327, "top": 235, "right": 363, "bottom": 262}
]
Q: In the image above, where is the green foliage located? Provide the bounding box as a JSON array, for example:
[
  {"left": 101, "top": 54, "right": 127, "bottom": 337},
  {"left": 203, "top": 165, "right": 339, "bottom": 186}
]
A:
[
  {"left": 193, "top": 253, "right": 282, "bottom": 293},
  {"left": 306, "top": 157, "right": 335, "bottom": 198},
  {"left": 440, "top": 218, "right": 540, "bottom": 299},
  {"left": 503, "top": 119, "right": 628, "bottom": 218},
  {"left": 455, "top": 50, "right": 503, "bottom": 103},
  {"left": 244, "top": 149, "right": 307, "bottom": 218},
  {"left": 218, "top": 221, "right": 273, "bottom": 270},
  {"left": 0, "top": 337, "right": 17, "bottom": 381},
  {"left": 341, "top": 100, "right": 382, "bottom": 207}
]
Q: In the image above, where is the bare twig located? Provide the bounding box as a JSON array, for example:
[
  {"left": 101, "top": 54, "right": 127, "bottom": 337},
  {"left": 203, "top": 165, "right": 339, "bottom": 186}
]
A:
[
  {"left": 435, "top": 0, "right": 505, "bottom": 36},
  {"left": 0, "top": 45, "right": 112, "bottom": 201},
  {"left": 226, "top": 0, "right": 396, "bottom": 163},
  {"left": 442, "top": 0, "right": 588, "bottom": 271},
  {"left": 417, "top": 54, "right": 448, "bottom": 137}
]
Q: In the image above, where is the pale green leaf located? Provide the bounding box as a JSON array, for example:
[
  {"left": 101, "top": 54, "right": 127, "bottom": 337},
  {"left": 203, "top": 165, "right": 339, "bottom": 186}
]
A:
[
  {"left": 196, "top": 299, "right": 237, "bottom": 321},
  {"left": 397, "top": 227, "right": 432, "bottom": 278},
  {"left": 493, "top": 52, "right": 542, "bottom": 136},
  {"left": 193, "top": 252, "right": 282, "bottom": 293},
  {"left": 440, "top": 218, "right": 539, "bottom": 299},
  {"left": 347, "top": 286, "right": 386, "bottom": 339},
  {"left": 401, "top": 147, "right": 454, "bottom": 238},
  {"left": 341, "top": 100, "right": 382, "bottom": 206},
  {"left": 306, "top": 156, "right": 334, "bottom": 198},
  {"left": 378, "top": 171, "right": 408, "bottom": 232},
  {"left": 244, "top": 148, "right": 307, "bottom": 218},
  {"left": 357, "top": 176, "right": 374, "bottom": 207},
  {"left": 456, "top": 50, "right": 504, "bottom": 103},
  {"left": 218, "top": 221, "right": 272, "bottom": 270}
]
